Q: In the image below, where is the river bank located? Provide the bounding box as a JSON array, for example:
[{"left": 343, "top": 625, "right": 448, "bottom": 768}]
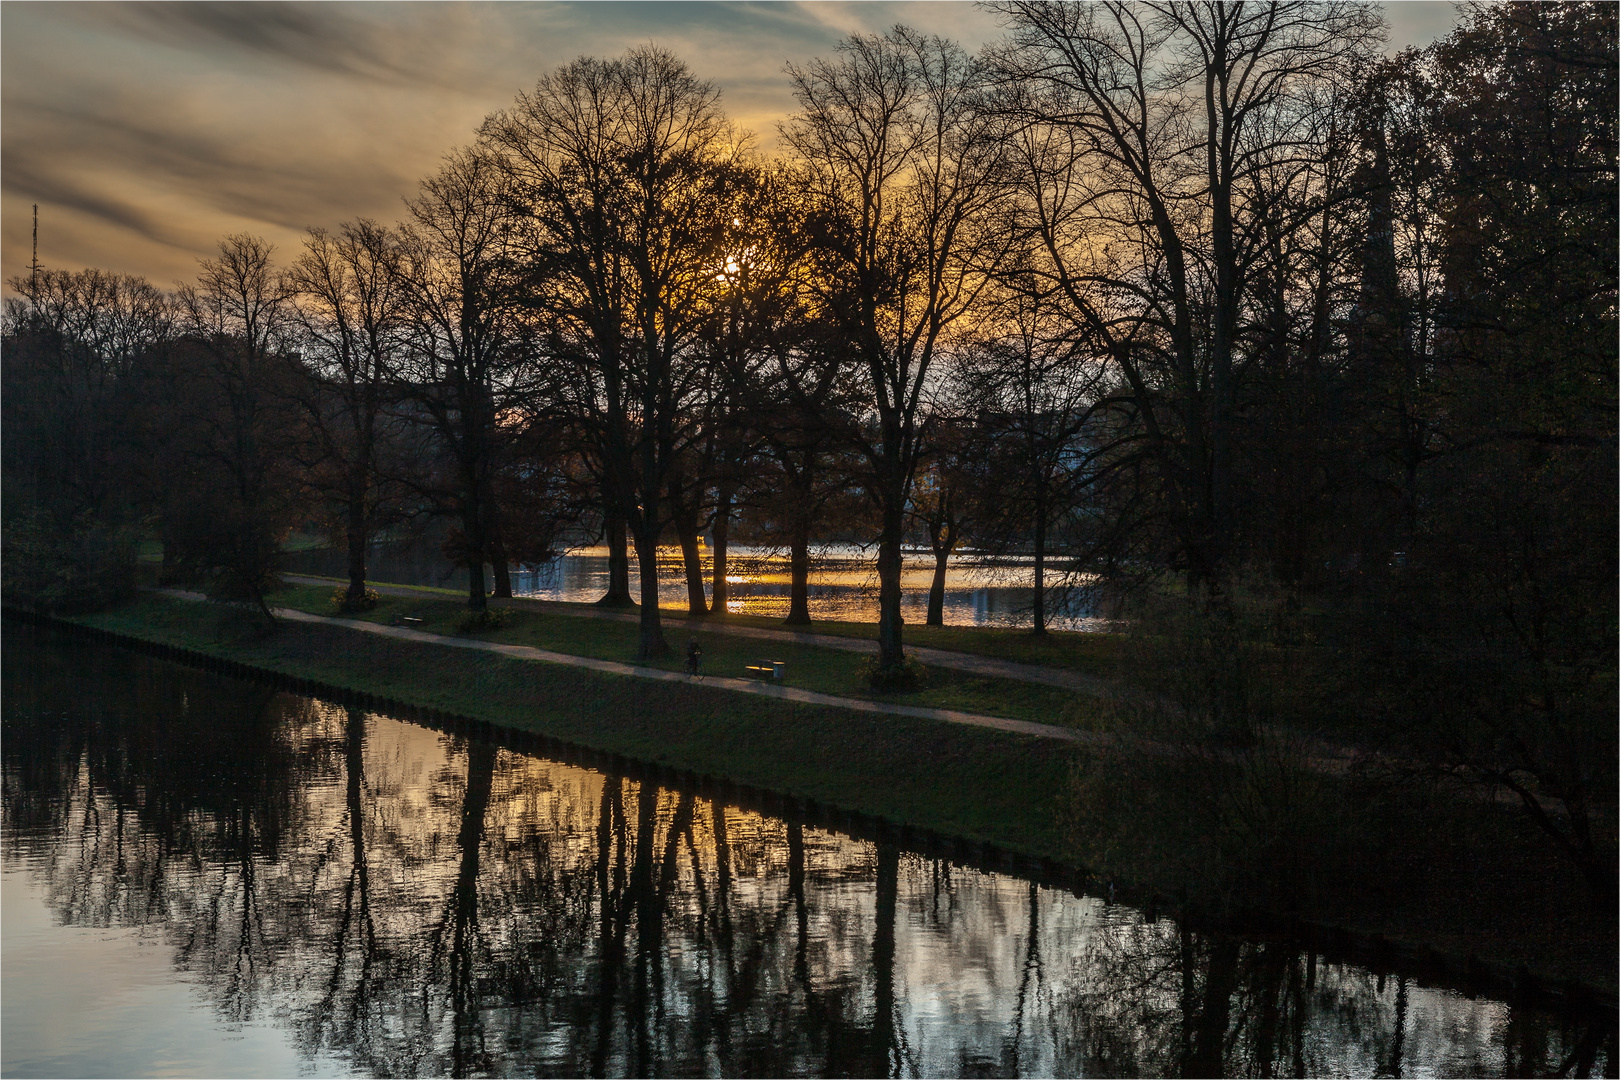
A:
[
  {"left": 12, "top": 623, "right": 1607, "bottom": 1077},
  {"left": 53, "top": 594, "right": 1079, "bottom": 858},
  {"left": 23, "top": 595, "right": 1618, "bottom": 1006}
]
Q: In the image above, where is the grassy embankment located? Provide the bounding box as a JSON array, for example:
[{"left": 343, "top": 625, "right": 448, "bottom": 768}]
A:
[
  {"left": 74, "top": 585, "right": 1617, "bottom": 997},
  {"left": 71, "top": 593, "right": 1080, "bottom": 861},
  {"left": 267, "top": 581, "right": 1113, "bottom": 729}
]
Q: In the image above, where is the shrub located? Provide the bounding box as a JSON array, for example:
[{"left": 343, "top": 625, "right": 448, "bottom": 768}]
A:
[
  {"left": 1, "top": 510, "right": 138, "bottom": 614},
  {"left": 1059, "top": 579, "right": 1349, "bottom": 914},
  {"left": 459, "top": 606, "right": 513, "bottom": 633},
  {"left": 329, "top": 586, "right": 382, "bottom": 614},
  {"left": 863, "top": 654, "right": 929, "bottom": 693}
]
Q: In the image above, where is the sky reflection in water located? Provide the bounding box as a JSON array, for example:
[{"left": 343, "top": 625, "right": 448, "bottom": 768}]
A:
[{"left": 2, "top": 631, "right": 1609, "bottom": 1078}]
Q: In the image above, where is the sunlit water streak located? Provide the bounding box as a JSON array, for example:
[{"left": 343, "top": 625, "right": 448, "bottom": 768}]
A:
[
  {"left": 285, "top": 541, "right": 1110, "bottom": 631},
  {"left": 2, "top": 629, "right": 1608, "bottom": 1078}
]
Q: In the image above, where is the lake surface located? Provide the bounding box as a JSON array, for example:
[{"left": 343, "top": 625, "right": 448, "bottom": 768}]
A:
[
  {"left": 3, "top": 627, "right": 1611, "bottom": 1078},
  {"left": 284, "top": 541, "right": 1106, "bottom": 631}
]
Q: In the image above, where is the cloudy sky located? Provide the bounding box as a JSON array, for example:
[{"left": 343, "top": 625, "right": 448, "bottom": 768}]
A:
[{"left": 1, "top": 1, "right": 1459, "bottom": 291}]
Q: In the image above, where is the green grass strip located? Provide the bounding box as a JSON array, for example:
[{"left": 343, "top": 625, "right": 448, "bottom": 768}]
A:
[{"left": 271, "top": 583, "right": 1111, "bottom": 731}]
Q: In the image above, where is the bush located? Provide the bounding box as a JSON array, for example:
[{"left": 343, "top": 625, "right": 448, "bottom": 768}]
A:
[
  {"left": 1061, "top": 723, "right": 1347, "bottom": 916},
  {"left": 188, "top": 519, "right": 285, "bottom": 616},
  {"left": 459, "top": 606, "right": 513, "bottom": 633},
  {"left": 1, "top": 510, "right": 138, "bottom": 614},
  {"left": 1059, "top": 579, "right": 1349, "bottom": 914},
  {"left": 329, "top": 586, "right": 381, "bottom": 614},
  {"left": 863, "top": 653, "right": 929, "bottom": 693}
]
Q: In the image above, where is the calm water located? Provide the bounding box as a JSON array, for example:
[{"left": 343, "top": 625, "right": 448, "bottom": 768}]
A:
[
  {"left": 284, "top": 542, "right": 1105, "bottom": 631},
  {"left": 2, "top": 628, "right": 1611, "bottom": 1078}
]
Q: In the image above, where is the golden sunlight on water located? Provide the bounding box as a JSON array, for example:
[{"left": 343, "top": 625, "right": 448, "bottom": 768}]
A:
[
  {"left": 505, "top": 545, "right": 1110, "bottom": 630},
  {"left": 284, "top": 536, "right": 1112, "bottom": 629}
]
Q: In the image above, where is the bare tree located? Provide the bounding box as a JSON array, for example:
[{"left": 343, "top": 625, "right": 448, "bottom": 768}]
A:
[
  {"left": 482, "top": 46, "right": 745, "bottom": 658},
  {"left": 394, "top": 149, "right": 528, "bottom": 612},
  {"left": 670, "top": 162, "right": 810, "bottom": 620},
  {"left": 171, "top": 234, "right": 303, "bottom": 620},
  {"left": 986, "top": 0, "right": 1381, "bottom": 592},
  {"left": 702, "top": 162, "right": 849, "bottom": 625},
  {"left": 286, "top": 221, "right": 411, "bottom": 608},
  {"left": 907, "top": 419, "right": 972, "bottom": 627},
  {"left": 783, "top": 26, "right": 1011, "bottom": 679},
  {"left": 953, "top": 275, "right": 1117, "bottom": 634},
  {"left": 753, "top": 337, "right": 860, "bottom": 627}
]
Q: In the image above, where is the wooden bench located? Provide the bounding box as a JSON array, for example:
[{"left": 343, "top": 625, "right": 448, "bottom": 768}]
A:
[
  {"left": 395, "top": 615, "right": 425, "bottom": 627},
  {"left": 744, "top": 661, "right": 785, "bottom": 682}
]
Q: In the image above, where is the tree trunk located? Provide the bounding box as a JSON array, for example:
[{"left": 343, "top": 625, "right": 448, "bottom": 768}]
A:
[
  {"left": 709, "top": 483, "right": 732, "bottom": 619},
  {"left": 487, "top": 514, "right": 512, "bottom": 598},
  {"left": 1031, "top": 499, "right": 1047, "bottom": 636},
  {"left": 598, "top": 501, "right": 635, "bottom": 607},
  {"left": 1206, "top": 96, "right": 1237, "bottom": 593},
  {"left": 676, "top": 522, "right": 707, "bottom": 617},
  {"left": 876, "top": 495, "right": 905, "bottom": 669},
  {"left": 926, "top": 550, "right": 948, "bottom": 626},
  {"left": 670, "top": 473, "right": 708, "bottom": 616},
  {"left": 631, "top": 518, "right": 669, "bottom": 659},
  {"left": 786, "top": 529, "right": 812, "bottom": 626},
  {"left": 345, "top": 490, "right": 368, "bottom": 604},
  {"left": 463, "top": 504, "right": 487, "bottom": 612},
  {"left": 784, "top": 468, "right": 814, "bottom": 626},
  {"left": 925, "top": 501, "right": 956, "bottom": 627},
  {"left": 458, "top": 386, "right": 493, "bottom": 612}
]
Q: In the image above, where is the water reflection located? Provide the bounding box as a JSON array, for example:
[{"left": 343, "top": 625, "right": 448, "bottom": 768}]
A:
[
  {"left": 284, "top": 541, "right": 1106, "bottom": 631},
  {"left": 2, "top": 629, "right": 1610, "bottom": 1078}
]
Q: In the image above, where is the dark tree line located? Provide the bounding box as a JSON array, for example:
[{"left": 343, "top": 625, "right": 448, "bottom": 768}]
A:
[{"left": 4, "top": 3, "right": 1613, "bottom": 894}]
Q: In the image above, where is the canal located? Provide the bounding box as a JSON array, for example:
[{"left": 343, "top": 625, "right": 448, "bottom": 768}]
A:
[{"left": 2, "top": 627, "right": 1610, "bottom": 1077}]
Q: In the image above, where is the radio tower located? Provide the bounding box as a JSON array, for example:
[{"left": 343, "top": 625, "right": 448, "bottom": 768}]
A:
[{"left": 30, "top": 204, "right": 40, "bottom": 289}]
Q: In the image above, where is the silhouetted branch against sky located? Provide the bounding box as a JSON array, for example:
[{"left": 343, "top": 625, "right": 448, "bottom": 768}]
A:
[{"left": 1, "top": 1, "right": 1456, "bottom": 290}]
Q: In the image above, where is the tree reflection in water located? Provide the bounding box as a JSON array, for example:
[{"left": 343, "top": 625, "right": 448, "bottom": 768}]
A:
[{"left": 3, "top": 633, "right": 1613, "bottom": 1078}]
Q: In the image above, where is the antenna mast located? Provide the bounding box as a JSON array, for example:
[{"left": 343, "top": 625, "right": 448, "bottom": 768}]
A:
[{"left": 30, "top": 204, "right": 40, "bottom": 288}]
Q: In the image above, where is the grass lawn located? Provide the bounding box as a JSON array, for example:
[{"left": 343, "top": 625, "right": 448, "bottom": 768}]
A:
[
  {"left": 269, "top": 582, "right": 1112, "bottom": 731},
  {"left": 69, "top": 594, "right": 1080, "bottom": 861}
]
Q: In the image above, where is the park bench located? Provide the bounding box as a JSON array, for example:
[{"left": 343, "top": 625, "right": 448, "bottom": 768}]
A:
[
  {"left": 394, "top": 615, "right": 425, "bottom": 627},
  {"left": 744, "top": 660, "right": 786, "bottom": 682}
]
